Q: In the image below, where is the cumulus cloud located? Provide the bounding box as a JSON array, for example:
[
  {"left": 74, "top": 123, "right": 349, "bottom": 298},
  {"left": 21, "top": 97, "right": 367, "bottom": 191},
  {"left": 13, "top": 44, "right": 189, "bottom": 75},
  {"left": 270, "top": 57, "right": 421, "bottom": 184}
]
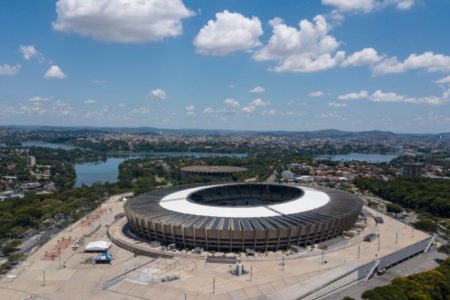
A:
[
  {"left": 435, "top": 75, "right": 450, "bottom": 85},
  {"left": 322, "top": 0, "right": 377, "bottom": 13},
  {"left": 242, "top": 98, "right": 268, "bottom": 115},
  {"left": 149, "top": 89, "right": 167, "bottom": 100},
  {"left": 130, "top": 107, "right": 151, "bottom": 114},
  {"left": 83, "top": 99, "right": 97, "bottom": 104},
  {"left": 373, "top": 52, "right": 450, "bottom": 75},
  {"left": 224, "top": 98, "right": 240, "bottom": 109},
  {"left": 53, "top": 0, "right": 194, "bottom": 43},
  {"left": 203, "top": 98, "right": 269, "bottom": 116},
  {"left": 249, "top": 86, "right": 266, "bottom": 93},
  {"left": 342, "top": 48, "right": 383, "bottom": 67},
  {"left": 19, "top": 45, "right": 42, "bottom": 61},
  {"left": 203, "top": 107, "right": 215, "bottom": 114},
  {"left": 309, "top": 91, "right": 325, "bottom": 97},
  {"left": 253, "top": 15, "right": 345, "bottom": 73},
  {"left": 262, "top": 109, "right": 276, "bottom": 116},
  {"left": 44, "top": 65, "right": 66, "bottom": 80},
  {"left": 338, "top": 90, "right": 369, "bottom": 100},
  {"left": 19, "top": 96, "right": 73, "bottom": 116},
  {"left": 0, "top": 64, "right": 21, "bottom": 76},
  {"left": 328, "top": 102, "right": 347, "bottom": 107},
  {"left": 395, "top": 0, "right": 415, "bottom": 10},
  {"left": 185, "top": 104, "right": 195, "bottom": 115},
  {"left": 322, "top": 0, "right": 415, "bottom": 13},
  {"left": 194, "top": 10, "right": 263, "bottom": 56},
  {"left": 338, "top": 89, "right": 450, "bottom": 105}
]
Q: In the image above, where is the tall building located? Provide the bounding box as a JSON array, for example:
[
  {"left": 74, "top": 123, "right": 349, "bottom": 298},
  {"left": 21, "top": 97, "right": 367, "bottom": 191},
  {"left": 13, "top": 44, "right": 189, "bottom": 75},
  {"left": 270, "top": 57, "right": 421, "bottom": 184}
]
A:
[{"left": 403, "top": 163, "right": 423, "bottom": 177}]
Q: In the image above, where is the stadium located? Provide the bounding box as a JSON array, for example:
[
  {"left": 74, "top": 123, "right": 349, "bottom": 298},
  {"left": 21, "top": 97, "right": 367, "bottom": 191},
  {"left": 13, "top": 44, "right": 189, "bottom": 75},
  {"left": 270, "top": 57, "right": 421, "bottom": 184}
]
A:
[{"left": 124, "top": 183, "right": 363, "bottom": 252}]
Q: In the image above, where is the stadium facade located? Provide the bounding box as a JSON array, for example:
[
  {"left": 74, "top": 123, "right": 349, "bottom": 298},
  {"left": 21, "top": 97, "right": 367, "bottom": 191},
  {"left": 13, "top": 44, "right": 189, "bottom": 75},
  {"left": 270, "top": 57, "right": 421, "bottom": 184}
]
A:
[
  {"left": 180, "top": 165, "right": 248, "bottom": 179},
  {"left": 124, "top": 183, "right": 362, "bottom": 252}
]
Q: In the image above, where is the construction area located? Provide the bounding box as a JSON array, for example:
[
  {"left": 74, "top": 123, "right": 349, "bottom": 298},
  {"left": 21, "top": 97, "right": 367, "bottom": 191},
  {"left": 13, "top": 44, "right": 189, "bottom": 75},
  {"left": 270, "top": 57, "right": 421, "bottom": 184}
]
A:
[{"left": 0, "top": 192, "right": 435, "bottom": 300}]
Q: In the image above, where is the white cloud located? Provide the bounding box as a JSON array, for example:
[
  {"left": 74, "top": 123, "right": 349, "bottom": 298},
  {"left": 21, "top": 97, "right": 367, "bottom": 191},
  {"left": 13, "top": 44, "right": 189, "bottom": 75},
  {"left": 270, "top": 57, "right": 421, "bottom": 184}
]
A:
[
  {"left": 149, "top": 89, "right": 167, "bottom": 100},
  {"left": 242, "top": 98, "right": 268, "bottom": 115},
  {"left": 328, "top": 102, "right": 347, "bottom": 107},
  {"left": 435, "top": 75, "right": 450, "bottom": 85},
  {"left": 341, "top": 48, "right": 383, "bottom": 67},
  {"left": 373, "top": 52, "right": 450, "bottom": 75},
  {"left": 185, "top": 105, "right": 195, "bottom": 115},
  {"left": 130, "top": 107, "right": 151, "bottom": 114},
  {"left": 19, "top": 45, "right": 42, "bottom": 61},
  {"left": 253, "top": 15, "right": 345, "bottom": 73},
  {"left": 0, "top": 64, "right": 21, "bottom": 76},
  {"left": 370, "top": 90, "right": 404, "bottom": 102},
  {"left": 53, "top": 0, "right": 194, "bottom": 43},
  {"left": 338, "top": 90, "right": 369, "bottom": 100},
  {"left": 309, "top": 91, "right": 324, "bottom": 97},
  {"left": 29, "top": 96, "right": 51, "bottom": 102},
  {"left": 262, "top": 109, "right": 276, "bottom": 116},
  {"left": 203, "top": 107, "right": 215, "bottom": 114},
  {"left": 44, "top": 65, "right": 66, "bottom": 80},
  {"left": 202, "top": 98, "right": 269, "bottom": 117},
  {"left": 249, "top": 86, "right": 266, "bottom": 93},
  {"left": 19, "top": 97, "right": 73, "bottom": 116},
  {"left": 396, "top": 0, "right": 415, "bottom": 10},
  {"left": 249, "top": 98, "right": 268, "bottom": 107},
  {"left": 322, "top": 0, "right": 415, "bottom": 13},
  {"left": 320, "top": 111, "right": 346, "bottom": 120},
  {"left": 322, "top": 0, "right": 377, "bottom": 13},
  {"left": 194, "top": 10, "right": 263, "bottom": 56},
  {"left": 224, "top": 98, "right": 240, "bottom": 109},
  {"left": 84, "top": 99, "right": 97, "bottom": 104},
  {"left": 338, "top": 89, "right": 450, "bottom": 105}
]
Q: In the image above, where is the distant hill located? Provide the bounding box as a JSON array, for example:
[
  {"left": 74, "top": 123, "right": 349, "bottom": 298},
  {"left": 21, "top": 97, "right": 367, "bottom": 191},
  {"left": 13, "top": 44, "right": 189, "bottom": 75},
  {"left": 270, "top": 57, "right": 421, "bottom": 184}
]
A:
[{"left": 1, "top": 125, "right": 449, "bottom": 141}]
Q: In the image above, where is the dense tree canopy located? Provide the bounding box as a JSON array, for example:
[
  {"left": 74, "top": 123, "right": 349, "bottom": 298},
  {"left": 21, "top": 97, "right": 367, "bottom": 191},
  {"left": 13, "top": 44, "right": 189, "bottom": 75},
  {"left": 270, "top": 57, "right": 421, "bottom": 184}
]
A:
[
  {"left": 362, "top": 258, "right": 450, "bottom": 300},
  {"left": 354, "top": 177, "right": 450, "bottom": 218}
]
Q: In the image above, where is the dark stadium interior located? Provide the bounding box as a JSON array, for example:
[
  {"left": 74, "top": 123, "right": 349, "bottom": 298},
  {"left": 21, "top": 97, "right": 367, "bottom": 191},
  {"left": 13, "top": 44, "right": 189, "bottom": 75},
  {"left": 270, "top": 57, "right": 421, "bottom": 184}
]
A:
[{"left": 187, "top": 183, "right": 304, "bottom": 207}]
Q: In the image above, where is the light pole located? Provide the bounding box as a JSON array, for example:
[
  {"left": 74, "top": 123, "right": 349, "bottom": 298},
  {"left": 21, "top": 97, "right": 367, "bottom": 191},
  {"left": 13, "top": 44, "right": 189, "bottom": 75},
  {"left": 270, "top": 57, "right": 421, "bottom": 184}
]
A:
[
  {"left": 377, "top": 234, "right": 380, "bottom": 252},
  {"left": 42, "top": 270, "right": 46, "bottom": 286}
]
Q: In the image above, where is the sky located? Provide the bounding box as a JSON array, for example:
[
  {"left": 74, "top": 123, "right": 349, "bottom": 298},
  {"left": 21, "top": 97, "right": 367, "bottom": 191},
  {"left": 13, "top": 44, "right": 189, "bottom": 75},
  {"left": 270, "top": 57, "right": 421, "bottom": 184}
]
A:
[{"left": 1, "top": 0, "right": 450, "bottom": 133}]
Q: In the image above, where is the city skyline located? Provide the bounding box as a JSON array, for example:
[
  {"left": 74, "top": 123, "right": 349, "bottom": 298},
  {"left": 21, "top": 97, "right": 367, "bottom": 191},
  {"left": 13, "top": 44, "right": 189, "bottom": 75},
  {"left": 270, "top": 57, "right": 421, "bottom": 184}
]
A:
[{"left": 1, "top": 0, "right": 450, "bottom": 133}]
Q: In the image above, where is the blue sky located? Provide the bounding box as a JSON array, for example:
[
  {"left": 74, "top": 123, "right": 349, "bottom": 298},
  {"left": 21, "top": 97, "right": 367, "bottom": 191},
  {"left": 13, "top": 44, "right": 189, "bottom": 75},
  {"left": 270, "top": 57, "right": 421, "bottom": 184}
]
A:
[{"left": 1, "top": 0, "right": 450, "bottom": 133}]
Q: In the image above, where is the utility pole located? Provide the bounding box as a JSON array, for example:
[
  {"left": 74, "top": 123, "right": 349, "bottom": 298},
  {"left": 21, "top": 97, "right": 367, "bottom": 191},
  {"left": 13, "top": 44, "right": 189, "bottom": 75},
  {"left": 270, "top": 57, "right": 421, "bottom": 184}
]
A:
[
  {"left": 42, "top": 270, "right": 46, "bottom": 286},
  {"left": 280, "top": 255, "right": 285, "bottom": 270},
  {"left": 396, "top": 232, "right": 398, "bottom": 244},
  {"left": 358, "top": 245, "right": 360, "bottom": 259},
  {"left": 321, "top": 251, "right": 324, "bottom": 264},
  {"left": 250, "top": 266, "right": 253, "bottom": 281},
  {"left": 212, "top": 277, "right": 215, "bottom": 294},
  {"left": 377, "top": 234, "right": 380, "bottom": 251}
]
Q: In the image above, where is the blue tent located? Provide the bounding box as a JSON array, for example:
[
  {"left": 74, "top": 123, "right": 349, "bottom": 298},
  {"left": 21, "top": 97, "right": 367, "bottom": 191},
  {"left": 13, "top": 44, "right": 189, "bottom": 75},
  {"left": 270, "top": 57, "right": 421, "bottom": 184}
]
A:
[{"left": 95, "top": 252, "right": 112, "bottom": 264}]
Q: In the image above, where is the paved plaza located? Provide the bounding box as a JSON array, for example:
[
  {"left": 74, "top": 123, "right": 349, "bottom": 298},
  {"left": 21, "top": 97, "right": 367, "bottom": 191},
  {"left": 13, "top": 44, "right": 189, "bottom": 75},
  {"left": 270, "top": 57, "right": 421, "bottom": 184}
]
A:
[{"left": 0, "top": 194, "right": 431, "bottom": 300}]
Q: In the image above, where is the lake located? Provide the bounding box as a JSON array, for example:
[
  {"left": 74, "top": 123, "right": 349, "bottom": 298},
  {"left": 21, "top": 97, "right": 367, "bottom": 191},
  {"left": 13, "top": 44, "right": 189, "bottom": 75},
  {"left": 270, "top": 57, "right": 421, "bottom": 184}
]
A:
[
  {"left": 20, "top": 141, "right": 247, "bottom": 186},
  {"left": 75, "top": 152, "right": 246, "bottom": 187},
  {"left": 315, "top": 152, "right": 397, "bottom": 163},
  {"left": 22, "top": 141, "right": 77, "bottom": 151}
]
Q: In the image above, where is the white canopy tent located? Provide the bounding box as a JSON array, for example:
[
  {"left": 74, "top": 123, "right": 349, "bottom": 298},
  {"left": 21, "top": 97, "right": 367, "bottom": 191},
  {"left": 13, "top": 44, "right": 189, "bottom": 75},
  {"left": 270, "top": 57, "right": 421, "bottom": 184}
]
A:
[{"left": 84, "top": 241, "right": 112, "bottom": 252}]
